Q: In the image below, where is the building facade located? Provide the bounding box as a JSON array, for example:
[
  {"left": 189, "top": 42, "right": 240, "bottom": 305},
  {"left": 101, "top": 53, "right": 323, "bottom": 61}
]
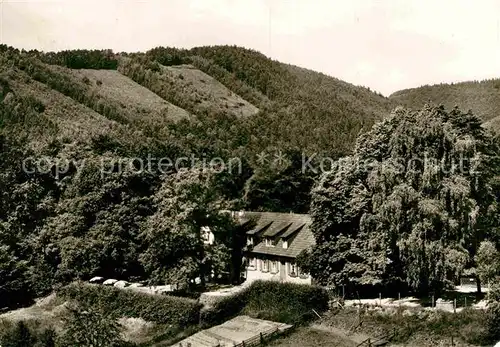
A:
[{"left": 235, "top": 211, "right": 315, "bottom": 285}]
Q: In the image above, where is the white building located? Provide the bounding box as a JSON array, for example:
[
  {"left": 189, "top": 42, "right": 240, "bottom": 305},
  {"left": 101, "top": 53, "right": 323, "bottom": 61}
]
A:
[{"left": 236, "top": 211, "right": 315, "bottom": 285}]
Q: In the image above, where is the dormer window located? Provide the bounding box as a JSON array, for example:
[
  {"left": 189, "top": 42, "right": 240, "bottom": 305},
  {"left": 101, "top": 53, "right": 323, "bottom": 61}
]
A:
[
  {"left": 247, "top": 236, "right": 254, "bottom": 246},
  {"left": 201, "top": 226, "right": 213, "bottom": 245},
  {"left": 282, "top": 240, "right": 288, "bottom": 249},
  {"left": 265, "top": 238, "right": 275, "bottom": 247}
]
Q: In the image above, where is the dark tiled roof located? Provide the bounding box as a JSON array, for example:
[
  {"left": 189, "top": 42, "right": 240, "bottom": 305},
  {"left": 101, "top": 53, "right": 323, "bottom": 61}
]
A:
[
  {"left": 247, "top": 221, "right": 272, "bottom": 235},
  {"left": 280, "top": 222, "right": 306, "bottom": 239},
  {"left": 234, "top": 211, "right": 315, "bottom": 259},
  {"left": 262, "top": 222, "right": 292, "bottom": 237}
]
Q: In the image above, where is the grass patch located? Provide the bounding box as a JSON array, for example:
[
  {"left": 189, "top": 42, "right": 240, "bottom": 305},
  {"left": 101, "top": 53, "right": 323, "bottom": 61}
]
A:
[
  {"left": 268, "top": 327, "right": 355, "bottom": 347},
  {"left": 324, "top": 306, "right": 492, "bottom": 346}
]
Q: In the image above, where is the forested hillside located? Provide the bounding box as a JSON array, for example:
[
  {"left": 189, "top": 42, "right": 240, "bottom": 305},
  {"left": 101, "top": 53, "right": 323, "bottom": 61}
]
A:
[
  {"left": 390, "top": 79, "right": 500, "bottom": 131},
  {"left": 0, "top": 44, "right": 395, "bottom": 309},
  {"left": 1, "top": 44, "right": 395, "bottom": 210}
]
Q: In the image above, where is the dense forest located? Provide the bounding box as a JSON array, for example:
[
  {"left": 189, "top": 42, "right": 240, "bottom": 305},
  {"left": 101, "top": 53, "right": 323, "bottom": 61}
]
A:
[
  {"left": 0, "top": 44, "right": 395, "bottom": 309},
  {"left": 390, "top": 79, "right": 500, "bottom": 131},
  {"left": 1, "top": 44, "right": 500, "bottom": 316}
]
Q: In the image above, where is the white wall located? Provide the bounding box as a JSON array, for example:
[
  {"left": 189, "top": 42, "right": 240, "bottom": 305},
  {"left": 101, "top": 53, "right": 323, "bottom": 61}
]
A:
[{"left": 245, "top": 257, "right": 311, "bottom": 285}]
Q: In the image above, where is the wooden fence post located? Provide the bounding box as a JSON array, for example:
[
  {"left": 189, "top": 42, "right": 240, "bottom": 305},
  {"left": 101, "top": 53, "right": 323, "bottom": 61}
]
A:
[
  {"left": 453, "top": 299, "right": 456, "bottom": 313},
  {"left": 368, "top": 338, "right": 371, "bottom": 347},
  {"left": 260, "top": 332, "right": 264, "bottom": 344}
]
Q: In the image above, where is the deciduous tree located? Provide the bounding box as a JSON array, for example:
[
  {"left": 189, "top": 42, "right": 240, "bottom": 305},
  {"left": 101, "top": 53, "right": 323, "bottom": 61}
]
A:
[{"left": 310, "top": 106, "right": 499, "bottom": 295}]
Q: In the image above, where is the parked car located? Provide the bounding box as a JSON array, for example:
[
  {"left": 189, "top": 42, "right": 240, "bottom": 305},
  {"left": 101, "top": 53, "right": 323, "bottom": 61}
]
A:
[
  {"left": 113, "top": 280, "right": 130, "bottom": 288},
  {"left": 103, "top": 279, "right": 118, "bottom": 286},
  {"left": 89, "top": 276, "right": 104, "bottom": 284}
]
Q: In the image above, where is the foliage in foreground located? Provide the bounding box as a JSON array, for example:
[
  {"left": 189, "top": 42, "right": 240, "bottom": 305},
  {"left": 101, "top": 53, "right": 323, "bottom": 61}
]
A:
[
  {"left": 57, "top": 282, "right": 202, "bottom": 326},
  {"left": 310, "top": 105, "right": 500, "bottom": 295},
  {"left": 486, "top": 302, "right": 500, "bottom": 343},
  {"left": 325, "top": 306, "right": 494, "bottom": 346},
  {"left": 268, "top": 327, "right": 354, "bottom": 347},
  {"left": 57, "top": 304, "right": 124, "bottom": 347},
  {"left": 201, "top": 280, "right": 329, "bottom": 326},
  {"left": 58, "top": 280, "right": 328, "bottom": 337},
  {"left": 0, "top": 321, "right": 56, "bottom": 347}
]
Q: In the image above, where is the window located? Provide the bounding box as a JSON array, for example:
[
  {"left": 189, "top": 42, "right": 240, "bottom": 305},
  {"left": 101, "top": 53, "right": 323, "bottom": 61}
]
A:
[
  {"left": 247, "top": 236, "right": 254, "bottom": 246},
  {"left": 265, "top": 238, "right": 275, "bottom": 247},
  {"left": 271, "top": 261, "right": 278, "bottom": 274},
  {"left": 247, "top": 258, "right": 256, "bottom": 270},
  {"left": 282, "top": 240, "right": 288, "bottom": 249},
  {"left": 289, "top": 262, "right": 297, "bottom": 277},
  {"left": 261, "top": 259, "right": 269, "bottom": 272}
]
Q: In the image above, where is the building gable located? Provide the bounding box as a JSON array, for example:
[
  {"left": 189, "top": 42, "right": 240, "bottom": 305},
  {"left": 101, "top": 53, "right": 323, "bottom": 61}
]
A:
[{"left": 233, "top": 211, "right": 315, "bottom": 259}]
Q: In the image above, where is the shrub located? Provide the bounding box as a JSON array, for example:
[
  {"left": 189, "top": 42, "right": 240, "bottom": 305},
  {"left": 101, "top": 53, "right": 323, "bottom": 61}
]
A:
[
  {"left": 487, "top": 302, "right": 500, "bottom": 342},
  {"left": 57, "top": 304, "right": 124, "bottom": 347},
  {"left": 489, "top": 278, "right": 500, "bottom": 302},
  {"left": 200, "top": 289, "right": 248, "bottom": 327},
  {"left": 243, "top": 281, "right": 329, "bottom": 324},
  {"left": 23, "top": 95, "right": 45, "bottom": 113},
  {"left": 1, "top": 321, "right": 35, "bottom": 347},
  {"left": 201, "top": 280, "right": 328, "bottom": 326},
  {"left": 37, "top": 328, "right": 56, "bottom": 347},
  {"left": 57, "top": 282, "right": 202, "bottom": 326}
]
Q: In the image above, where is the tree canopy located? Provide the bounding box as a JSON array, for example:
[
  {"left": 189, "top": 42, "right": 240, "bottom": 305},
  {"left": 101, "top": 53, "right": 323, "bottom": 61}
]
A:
[{"left": 310, "top": 105, "right": 500, "bottom": 294}]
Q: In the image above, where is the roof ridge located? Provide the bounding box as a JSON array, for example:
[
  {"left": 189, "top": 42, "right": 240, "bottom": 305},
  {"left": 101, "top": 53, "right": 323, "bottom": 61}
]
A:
[{"left": 232, "top": 210, "right": 311, "bottom": 218}]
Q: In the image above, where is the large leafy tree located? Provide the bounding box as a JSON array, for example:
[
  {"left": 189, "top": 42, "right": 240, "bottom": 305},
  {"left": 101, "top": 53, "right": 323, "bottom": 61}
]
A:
[
  {"left": 310, "top": 106, "right": 499, "bottom": 294},
  {"left": 475, "top": 241, "right": 500, "bottom": 288},
  {"left": 139, "top": 166, "right": 242, "bottom": 288},
  {"left": 31, "top": 154, "right": 156, "bottom": 288}
]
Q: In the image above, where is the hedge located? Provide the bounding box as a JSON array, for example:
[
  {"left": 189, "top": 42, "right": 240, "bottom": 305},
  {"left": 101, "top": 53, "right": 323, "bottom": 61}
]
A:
[
  {"left": 58, "top": 281, "right": 328, "bottom": 328},
  {"left": 201, "top": 280, "right": 329, "bottom": 326},
  {"left": 57, "top": 282, "right": 202, "bottom": 326}
]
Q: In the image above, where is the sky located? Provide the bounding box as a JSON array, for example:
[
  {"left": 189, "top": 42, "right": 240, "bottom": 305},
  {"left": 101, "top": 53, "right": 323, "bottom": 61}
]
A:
[{"left": 1, "top": 0, "right": 500, "bottom": 96}]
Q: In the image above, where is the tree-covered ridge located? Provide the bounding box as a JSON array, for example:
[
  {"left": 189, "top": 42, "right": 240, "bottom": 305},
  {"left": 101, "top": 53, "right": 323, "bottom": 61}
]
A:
[
  {"left": 390, "top": 78, "right": 500, "bottom": 128},
  {"left": 9, "top": 44, "right": 395, "bottom": 156},
  {"left": 0, "top": 43, "right": 399, "bottom": 214},
  {"left": 309, "top": 105, "right": 500, "bottom": 295}
]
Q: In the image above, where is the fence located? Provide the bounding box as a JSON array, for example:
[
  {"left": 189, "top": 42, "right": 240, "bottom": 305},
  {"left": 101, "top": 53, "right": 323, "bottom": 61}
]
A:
[
  {"left": 177, "top": 325, "right": 285, "bottom": 347},
  {"left": 356, "top": 328, "right": 398, "bottom": 347},
  {"left": 328, "top": 289, "right": 487, "bottom": 312},
  {"left": 233, "top": 326, "right": 281, "bottom": 347}
]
